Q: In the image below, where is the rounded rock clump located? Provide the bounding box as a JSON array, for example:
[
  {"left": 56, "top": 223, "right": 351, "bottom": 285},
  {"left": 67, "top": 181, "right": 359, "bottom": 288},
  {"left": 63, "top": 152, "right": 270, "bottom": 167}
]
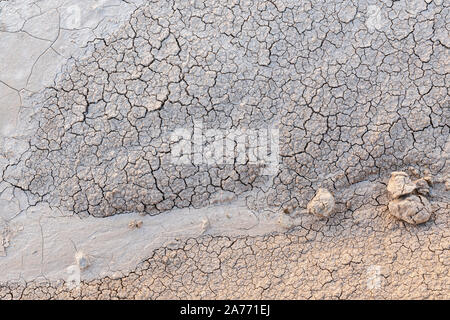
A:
[
  {"left": 387, "top": 172, "right": 416, "bottom": 199},
  {"left": 386, "top": 171, "right": 432, "bottom": 225},
  {"left": 388, "top": 195, "right": 432, "bottom": 225},
  {"left": 307, "top": 188, "right": 335, "bottom": 218}
]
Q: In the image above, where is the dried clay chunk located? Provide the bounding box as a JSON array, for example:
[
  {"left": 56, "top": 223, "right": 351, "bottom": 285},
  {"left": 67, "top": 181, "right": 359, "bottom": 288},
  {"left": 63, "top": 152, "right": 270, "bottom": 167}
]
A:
[
  {"left": 307, "top": 188, "right": 335, "bottom": 218},
  {"left": 388, "top": 195, "right": 432, "bottom": 225},
  {"left": 387, "top": 171, "right": 416, "bottom": 199}
]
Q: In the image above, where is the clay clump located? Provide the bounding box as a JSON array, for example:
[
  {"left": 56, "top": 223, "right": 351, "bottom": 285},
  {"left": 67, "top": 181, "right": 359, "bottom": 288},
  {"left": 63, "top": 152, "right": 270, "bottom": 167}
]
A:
[
  {"left": 386, "top": 171, "right": 432, "bottom": 225},
  {"left": 388, "top": 195, "right": 432, "bottom": 225},
  {"left": 307, "top": 188, "right": 335, "bottom": 218},
  {"left": 387, "top": 172, "right": 416, "bottom": 198}
]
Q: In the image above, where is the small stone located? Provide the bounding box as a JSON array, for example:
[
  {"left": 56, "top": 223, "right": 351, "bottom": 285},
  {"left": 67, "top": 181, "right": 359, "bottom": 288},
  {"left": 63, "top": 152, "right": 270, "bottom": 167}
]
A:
[
  {"left": 283, "top": 205, "right": 296, "bottom": 215},
  {"left": 307, "top": 188, "right": 335, "bottom": 218},
  {"left": 346, "top": 200, "right": 352, "bottom": 209},
  {"left": 388, "top": 195, "right": 432, "bottom": 225},
  {"left": 386, "top": 171, "right": 416, "bottom": 199},
  {"left": 128, "top": 220, "right": 143, "bottom": 229}
]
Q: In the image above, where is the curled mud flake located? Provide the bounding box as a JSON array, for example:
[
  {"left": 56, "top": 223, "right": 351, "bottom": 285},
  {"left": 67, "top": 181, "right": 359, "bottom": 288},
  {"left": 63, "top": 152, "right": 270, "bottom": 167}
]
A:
[
  {"left": 307, "top": 188, "right": 335, "bottom": 218},
  {"left": 387, "top": 172, "right": 416, "bottom": 199},
  {"left": 388, "top": 195, "right": 432, "bottom": 225}
]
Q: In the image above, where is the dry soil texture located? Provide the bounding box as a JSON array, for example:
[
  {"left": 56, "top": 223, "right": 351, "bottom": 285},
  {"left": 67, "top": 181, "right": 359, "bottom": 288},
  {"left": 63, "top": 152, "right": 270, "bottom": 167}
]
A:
[{"left": 0, "top": 0, "right": 449, "bottom": 299}]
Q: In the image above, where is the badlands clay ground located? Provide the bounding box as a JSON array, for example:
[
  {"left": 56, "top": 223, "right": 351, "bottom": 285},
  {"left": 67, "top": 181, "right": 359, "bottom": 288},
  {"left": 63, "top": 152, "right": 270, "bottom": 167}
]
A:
[{"left": 0, "top": 0, "right": 449, "bottom": 300}]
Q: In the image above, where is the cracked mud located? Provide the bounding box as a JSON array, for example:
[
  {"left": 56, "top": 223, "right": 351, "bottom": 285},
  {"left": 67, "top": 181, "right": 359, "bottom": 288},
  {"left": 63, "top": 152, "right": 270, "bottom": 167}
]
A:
[{"left": 0, "top": 0, "right": 449, "bottom": 299}]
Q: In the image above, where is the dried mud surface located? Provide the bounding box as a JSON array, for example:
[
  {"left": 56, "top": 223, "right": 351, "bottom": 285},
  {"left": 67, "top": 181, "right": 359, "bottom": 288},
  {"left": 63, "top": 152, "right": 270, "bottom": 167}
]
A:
[{"left": 0, "top": 0, "right": 448, "bottom": 299}]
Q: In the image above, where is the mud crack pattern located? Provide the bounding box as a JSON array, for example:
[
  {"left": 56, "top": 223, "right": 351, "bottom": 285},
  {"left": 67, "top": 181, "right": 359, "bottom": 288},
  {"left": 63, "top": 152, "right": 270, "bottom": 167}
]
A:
[
  {"left": 0, "top": 0, "right": 449, "bottom": 300},
  {"left": 2, "top": 0, "right": 448, "bottom": 217}
]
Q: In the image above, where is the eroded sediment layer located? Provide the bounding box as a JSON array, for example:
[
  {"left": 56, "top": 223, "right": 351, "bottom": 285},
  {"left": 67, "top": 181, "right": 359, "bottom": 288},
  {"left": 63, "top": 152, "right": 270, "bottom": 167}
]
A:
[{"left": 1, "top": 193, "right": 449, "bottom": 299}]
